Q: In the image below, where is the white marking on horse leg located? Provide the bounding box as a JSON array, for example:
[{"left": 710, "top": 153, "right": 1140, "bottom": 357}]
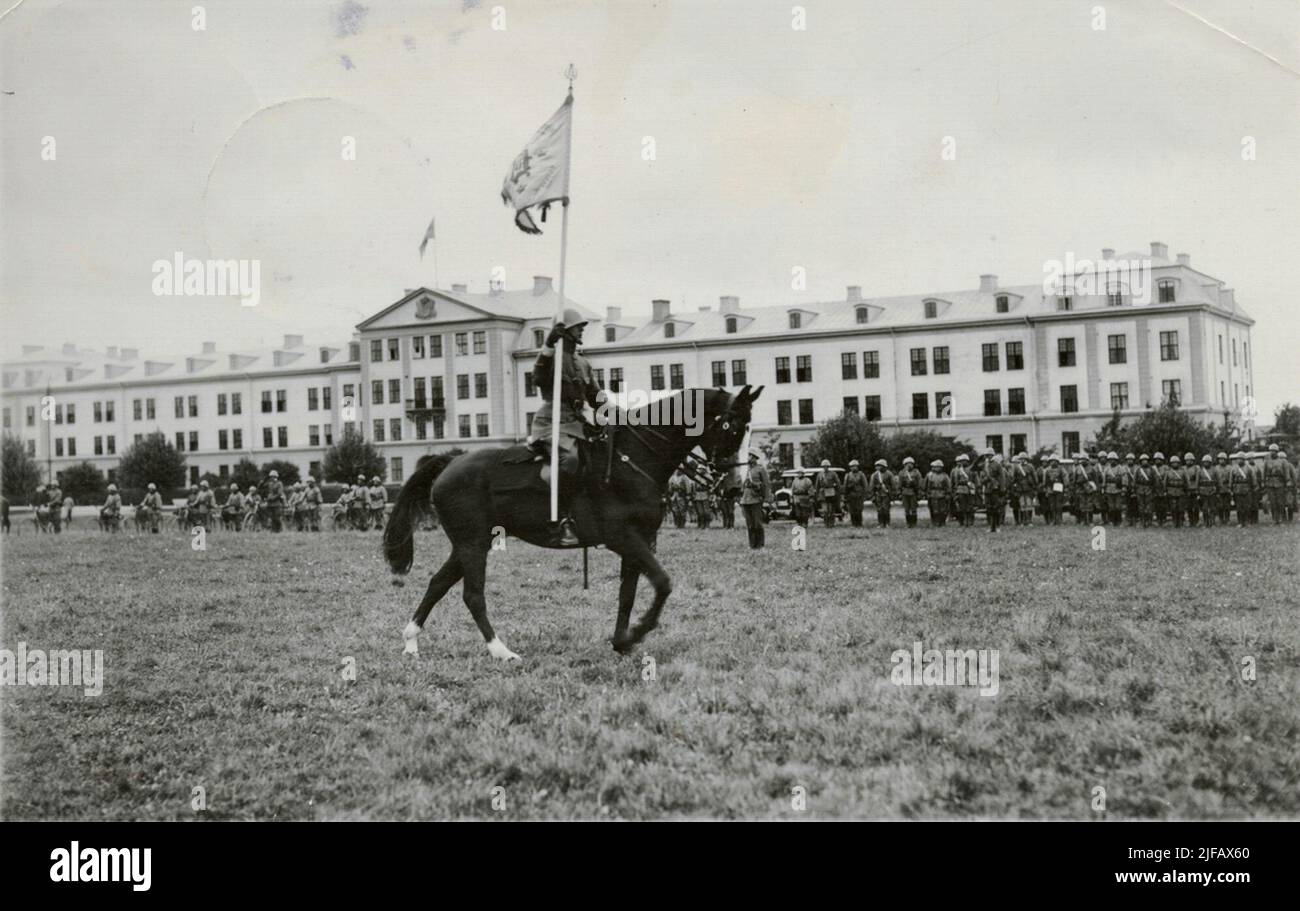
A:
[
  {"left": 402, "top": 620, "right": 420, "bottom": 655},
  {"left": 486, "top": 636, "right": 521, "bottom": 662}
]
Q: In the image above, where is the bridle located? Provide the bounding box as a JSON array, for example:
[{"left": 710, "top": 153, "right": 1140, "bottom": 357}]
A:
[{"left": 606, "top": 393, "right": 747, "bottom": 489}]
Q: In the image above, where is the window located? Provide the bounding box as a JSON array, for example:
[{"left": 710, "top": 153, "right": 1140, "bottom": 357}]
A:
[
  {"left": 1062, "top": 432, "right": 1080, "bottom": 457},
  {"left": 322, "top": 388, "right": 332, "bottom": 410},
  {"left": 412, "top": 336, "right": 425, "bottom": 358},
  {"left": 731, "top": 360, "right": 747, "bottom": 385},
  {"left": 796, "top": 356, "right": 812, "bottom": 383},
  {"left": 217, "top": 394, "right": 227, "bottom": 416},
  {"left": 996, "top": 295, "right": 1009, "bottom": 313},
  {"left": 1110, "top": 382, "right": 1129, "bottom": 410},
  {"left": 1108, "top": 334, "right": 1127, "bottom": 364},
  {"left": 593, "top": 369, "right": 604, "bottom": 388},
  {"left": 476, "top": 414, "right": 489, "bottom": 437},
  {"left": 184, "top": 395, "right": 196, "bottom": 418},
  {"left": 456, "top": 375, "right": 469, "bottom": 400},
  {"left": 605, "top": 326, "right": 616, "bottom": 343},
  {"left": 370, "top": 339, "right": 383, "bottom": 362},
  {"left": 54, "top": 438, "right": 63, "bottom": 457},
  {"left": 175, "top": 396, "right": 185, "bottom": 419},
  {"left": 219, "top": 429, "right": 229, "bottom": 450},
  {"left": 322, "top": 425, "right": 331, "bottom": 446},
  {"left": 524, "top": 371, "right": 537, "bottom": 397},
  {"left": 469, "top": 373, "right": 484, "bottom": 398},
  {"left": 391, "top": 458, "right": 404, "bottom": 482},
  {"left": 455, "top": 333, "right": 468, "bottom": 356},
  {"left": 189, "top": 431, "right": 198, "bottom": 451},
  {"left": 1243, "top": 342, "right": 1249, "bottom": 368},
  {"left": 777, "top": 401, "right": 792, "bottom": 426},
  {"left": 389, "top": 379, "right": 401, "bottom": 404},
  {"left": 277, "top": 427, "right": 287, "bottom": 448},
  {"left": 855, "top": 306, "right": 869, "bottom": 324},
  {"left": 864, "top": 396, "right": 882, "bottom": 421},
  {"left": 1057, "top": 295, "right": 1073, "bottom": 311},
  {"left": 924, "top": 300, "right": 937, "bottom": 319},
  {"left": 534, "top": 328, "right": 546, "bottom": 348},
  {"left": 936, "top": 392, "right": 951, "bottom": 418},
  {"left": 430, "top": 336, "right": 443, "bottom": 358},
  {"left": 910, "top": 348, "right": 927, "bottom": 376},
  {"left": 932, "top": 346, "right": 950, "bottom": 375},
  {"left": 261, "top": 390, "right": 272, "bottom": 413},
  {"left": 798, "top": 399, "right": 814, "bottom": 424},
  {"left": 1058, "top": 337, "right": 1076, "bottom": 367},
  {"left": 912, "top": 393, "right": 929, "bottom": 420},
  {"left": 372, "top": 380, "right": 385, "bottom": 405},
  {"left": 1159, "top": 330, "right": 1179, "bottom": 361},
  {"left": 308, "top": 388, "right": 319, "bottom": 411},
  {"left": 982, "top": 343, "right": 999, "bottom": 372},
  {"left": 228, "top": 395, "right": 237, "bottom": 416},
  {"left": 263, "top": 427, "right": 273, "bottom": 448},
  {"left": 1005, "top": 341, "right": 1024, "bottom": 370},
  {"left": 712, "top": 361, "right": 727, "bottom": 387},
  {"left": 94, "top": 436, "right": 103, "bottom": 455},
  {"left": 390, "top": 418, "right": 402, "bottom": 441},
  {"left": 308, "top": 426, "right": 319, "bottom": 447},
  {"left": 778, "top": 443, "right": 794, "bottom": 468},
  {"left": 1010, "top": 434, "right": 1027, "bottom": 456},
  {"left": 54, "top": 404, "right": 63, "bottom": 425},
  {"left": 843, "top": 396, "right": 859, "bottom": 415},
  {"left": 863, "top": 351, "right": 879, "bottom": 379},
  {"left": 373, "top": 419, "right": 385, "bottom": 442},
  {"left": 1162, "top": 379, "right": 1181, "bottom": 405},
  {"left": 93, "top": 402, "right": 102, "bottom": 423},
  {"left": 232, "top": 429, "right": 242, "bottom": 449},
  {"left": 1218, "top": 335, "right": 1224, "bottom": 363},
  {"left": 387, "top": 338, "right": 399, "bottom": 361},
  {"left": 726, "top": 317, "right": 738, "bottom": 334},
  {"left": 775, "top": 357, "right": 791, "bottom": 384},
  {"left": 1106, "top": 286, "right": 1123, "bottom": 307},
  {"left": 1232, "top": 339, "right": 1238, "bottom": 366},
  {"left": 1157, "top": 279, "right": 1176, "bottom": 303},
  {"left": 176, "top": 432, "right": 185, "bottom": 452},
  {"left": 65, "top": 436, "right": 77, "bottom": 456},
  {"left": 473, "top": 331, "right": 486, "bottom": 355},
  {"left": 650, "top": 365, "right": 664, "bottom": 391},
  {"left": 133, "top": 399, "right": 142, "bottom": 421},
  {"left": 986, "top": 435, "right": 1004, "bottom": 456},
  {"left": 983, "top": 389, "right": 1001, "bottom": 417},
  {"left": 841, "top": 352, "right": 857, "bottom": 380},
  {"left": 663, "top": 322, "right": 676, "bottom": 339},
  {"left": 610, "top": 368, "right": 623, "bottom": 393},
  {"left": 788, "top": 312, "right": 801, "bottom": 330},
  {"left": 26, "top": 406, "right": 35, "bottom": 427},
  {"left": 1060, "top": 385, "right": 1079, "bottom": 413},
  {"left": 670, "top": 364, "right": 684, "bottom": 390},
  {"left": 1008, "top": 387, "right": 1025, "bottom": 415}
]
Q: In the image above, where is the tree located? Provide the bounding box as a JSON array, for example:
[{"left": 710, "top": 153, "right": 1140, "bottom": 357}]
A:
[
  {"left": 1273, "top": 402, "right": 1300, "bottom": 437},
  {"left": 230, "top": 457, "right": 262, "bottom": 492},
  {"left": 1085, "top": 401, "right": 1230, "bottom": 460},
  {"left": 117, "top": 431, "right": 186, "bottom": 491},
  {"left": 322, "top": 429, "right": 386, "bottom": 483},
  {"left": 260, "top": 459, "right": 301, "bottom": 486},
  {"left": 1, "top": 434, "right": 42, "bottom": 503},
  {"left": 752, "top": 429, "right": 784, "bottom": 470},
  {"left": 800, "top": 413, "right": 886, "bottom": 468},
  {"left": 60, "top": 461, "right": 108, "bottom": 503},
  {"left": 881, "top": 429, "right": 971, "bottom": 471}
]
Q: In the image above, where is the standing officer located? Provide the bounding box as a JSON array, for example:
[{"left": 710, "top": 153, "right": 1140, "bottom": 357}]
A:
[
  {"left": 667, "top": 468, "right": 692, "bottom": 528},
  {"left": 897, "top": 457, "right": 923, "bottom": 528},
  {"left": 1280, "top": 445, "right": 1297, "bottom": 522},
  {"left": 923, "top": 459, "right": 950, "bottom": 527},
  {"left": 141, "top": 482, "right": 163, "bottom": 534},
  {"left": 1123, "top": 453, "right": 1139, "bottom": 525},
  {"left": 843, "top": 459, "right": 868, "bottom": 527},
  {"left": 981, "top": 450, "right": 1008, "bottom": 532},
  {"left": 193, "top": 480, "right": 215, "bottom": 531},
  {"left": 1043, "top": 455, "right": 1065, "bottom": 525},
  {"left": 1228, "top": 452, "right": 1252, "bottom": 526},
  {"left": 1151, "top": 453, "right": 1169, "bottom": 525},
  {"left": 100, "top": 484, "right": 122, "bottom": 532},
  {"left": 1196, "top": 455, "right": 1216, "bottom": 527},
  {"left": 717, "top": 469, "right": 739, "bottom": 530},
  {"left": 1072, "top": 453, "right": 1097, "bottom": 525},
  {"left": 790, "top": 469, "right": 815, "bottom": 528},
  {"left": 692, "top": 475, "right": 713, "bottom": 528},
  {"left": 304, "top": 477, "right": 323, "bottom": 531},
  {"left": 868, "top": 458, "right": 896, "bottom": 528},
  {"left": 1264, "top": 443, "right": 1288, "bottom": 524},
  {"left": 1183, "top": 452, "right": 1201, "bottom": 526},
  {"left": 739, "top": 452, "right": 772, "bottom": 549},
  {"left": 1010, "top": 453, "right": 1034, "bottom": 525},
  {"left": 1212, "top": 452, "right": 1232, "bottom": 525},
  {"left": 367, "top": 476, "right": 387, "bottom": 530},
  {"left": 46, "top": 479, "right": 64, "bottom": 533},
  {"left": 1133, "top": 454, "right": 1155, "bottom": 526},
  {"left": 264, "top": 469, "right": 286, "bottom": 532},
  {"left": 1100, "top": 452, "right": 1125, "bottom": 527},
  {"left": 223, "top": 483, "right": 244, "bottom": 530},
  {"left": 1165, "top": 455, "right": 1187, "bottom": 527},
  {"left": 814, "top": 460, "right": 842, "bottom": 527},
  {"left": 952, "top": 454, "right": 976, "bottom": 527}
]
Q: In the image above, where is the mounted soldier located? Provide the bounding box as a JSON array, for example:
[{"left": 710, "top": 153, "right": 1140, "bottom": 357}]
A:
[
  {"left": 529, "top": 307, "right": 604, "bottom": 546},
  {"left": 100, "top": 484, "right": 123, "bottom": 532},
  {"left": 140, "top": 482, "right": 163, "bottom": 534}
]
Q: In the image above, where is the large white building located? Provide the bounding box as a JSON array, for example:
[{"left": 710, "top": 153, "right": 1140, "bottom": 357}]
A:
[{"left": 1, "top": 242, "right": 1257, "bottom": 487}]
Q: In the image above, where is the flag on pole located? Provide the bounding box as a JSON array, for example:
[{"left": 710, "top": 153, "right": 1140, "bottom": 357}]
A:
[
  {"left": 500, "top": 95, "right": 572, "bottom": 235},
  {"left": 418, "top": 217, "right": 436, "bottom": 258}
]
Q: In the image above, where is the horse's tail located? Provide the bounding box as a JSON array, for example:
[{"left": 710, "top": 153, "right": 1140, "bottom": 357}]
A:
[{"left": 383, "top": 452, "right": 456, "bottom": 575}]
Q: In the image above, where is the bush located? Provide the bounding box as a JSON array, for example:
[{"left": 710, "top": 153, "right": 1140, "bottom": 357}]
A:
[
  {"left": 322, "top": 429, "right": 385, "bottom": 483},
  {"left": 118, "top": 432, "right": 186, "bottom": 491},
  {"left": 59, "top": 462, "right": 108, "bottom": 503},
  {"left": 2, "top": 433, "right": 43, "bottom": 503}
]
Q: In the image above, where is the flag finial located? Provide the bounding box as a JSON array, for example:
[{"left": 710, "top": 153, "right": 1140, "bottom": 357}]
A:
[{"left": 564, "top": 63, "right": 577, "bottom": 94}]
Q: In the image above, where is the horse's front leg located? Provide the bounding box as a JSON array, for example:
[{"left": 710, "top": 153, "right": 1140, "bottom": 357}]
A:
[
  {"left": 612, "top": 555, "right": 640, "bottom": 647},
  {"left": 608, "top": 533, "right": 672, "bottom": 652}
]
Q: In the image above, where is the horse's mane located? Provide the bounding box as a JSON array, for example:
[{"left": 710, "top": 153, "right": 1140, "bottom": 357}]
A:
[{"left": 604, "top": 387, "right": 731, "bottom": 428}]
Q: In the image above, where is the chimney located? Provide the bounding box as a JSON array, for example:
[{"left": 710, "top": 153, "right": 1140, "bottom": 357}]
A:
[
  {"left": 605, "top": 306, "right": 622, "bottom": 323},
  {"left": 532, "top": 276, "right": 553, "bottom": 296},
  {"left": 1101, "top": 247, "right": 1115, "bottom": 260},
  {"left": 202, "top": 341, "right": 216, "bottom": 354},
  {"left": 719, "top": 295, "right": 740, "bottom": 315},
  {"left": 106, "top": 346, "right": 119, "bottom": 359},
  {"left": 62, "top": 343, "right": 77, "bottom": 355},
  {"left": 1220, "top": 288, "right": 1235, "bottom": 307},
  {"left": 979, "top": 274, "right": 998, "bottom": 293},
  {"left": 1176, "top": 253, "right": 1191, "bottom": 267},
  {"left": 651, "top": 299, "right": 671, "bottom": 322},
  {"left": 283, "top": 334, "right": 303, "bottom": 349},
  {"left": 451, "top": 283, "right": 467, "bottom": 293},
  {"left": 121, "top": 348, "right": 138, "bottom": 360},
  {"left": 846, "top": 285, "right": 862, "bottom": 302},
  {"left": 1150, "top": 241, "right": 1168, "bottom": 260},
  {"left": 21, "top": 344, "right": 43, "bottom": 355},
  {"left": 489, "top": 280, "right": 504, "bottom": 296}
]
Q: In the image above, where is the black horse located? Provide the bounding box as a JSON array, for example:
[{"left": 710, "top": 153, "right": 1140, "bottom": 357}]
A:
[{"left": 383, "top": 385, "right": 762, "bottom": 661}]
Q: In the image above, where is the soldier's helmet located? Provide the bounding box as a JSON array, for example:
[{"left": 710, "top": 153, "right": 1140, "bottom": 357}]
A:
[
  {"left": 1109, "top": 452, "right": 1119, "bottom": 461},
  {"left": 1077, "top": 453, "right": 1088, "bottom": 461},
  {"left": 1139, "top": 453, "right": 1149, "bottom": 461},
  {"left": 874, "top": 458, "right": 887, "bottom": 467},
  {"left": 269, "top": 470, "right": 279, "bottom": 478},
  {"left": 1170, "top": 455, "right": 1181, "bottom": 465},
  {"left": 820, "top": 459, "right": 831, "bottom": 468},
  {"left": 1153, "top": 452, "right": 1165, "bottom": 461},
  {"left": 229, "top": 483, "right": 239, "bottom": 491},
  {"left": 147, "top": 482, "right": 157, "bottom": 490},
  {"left": 848, "top": 459, "right": 860, "bottom": 468},
  {"left": 1125, "top": 452, "right": 1135, "bottom": 461},
  {"left": 930, "top": 459, "right": 943, "bottom": 469},
  {"left": 1202, "top": 454, "right": 1212, "bottom": 463},
  {"left": 307, "top": 477, "right": 317, "bottom": 485},
  {"left": 371, "top": 476, "right": 381, "bottom": 484},
  {"left": 556, "top": 307, "right": 589, "bottom": 331},
  {"left": 1049, "top": 455, "right": 1059, "bottom": 463},
  {"left": 992, "top": 453, "right": 1003, "bottom": 462},
  {"left": 190, "top": 485, "right": 198, "bottom": 492},
  {"left": 1184, "top": 452, "right": 1195, "bottom": 462},
  {"left": 903, "top": 456, "right": 914, "bottom": 465},
  {"left": 982, "top": 447, "right": 995, "bottom": 457},
  {"left": 1216, "top": 451, "right": 1227, "bottom": 461},
  {"left": 955, "top": 454, "right": 969, "bottom": 463},
  {"left": 1269, "top": 443, "right": 1280, "bottom": 452},
  {"left": 200, "top": 480, "right": 209, "bottom": 488},
  {"left": 107, "top": 484, "right": 117, "bottom": 492}
]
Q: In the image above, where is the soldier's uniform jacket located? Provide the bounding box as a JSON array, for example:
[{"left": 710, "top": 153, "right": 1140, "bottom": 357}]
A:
[
  {"left": 668, "top": 473, "right": 693, "bottom": 505},
  {"left": 1101, "top": 465, "right": 1127, "bottom": 493},
  {"left": 815, "top": 469, "right": 842, "bottom": 499},
  {"left": 265, "top": 479, "right": 285, "bottom": 505},
  {"left": 224, "top": 492, "right": 244, "bottom": 512},
  {"left": 141, "top": 491, "right": 162, "bottom": 510},
  {"left": 1011, "top": 462, "right": 1035, "bottom": 494},
  {"left": 951, "top": 465, "right": 974, "bottom": 495},
  {"left": 1150, "top": 464, "right": 1168, "bottom": 495},
  {"left": 740, "top": 466, "right": 771, "bottom": 505},
  {"left": 1042, "top": 466, "right": 1066, "bottom": 491},
  {"left": 102, "top": 493, "right": 122, "bottom": 515},
  {"left": 194, "top": 489, "right": 215, "bottom": 511},
  {"left": 1211, "top": 463, "right": 1232, "bottom": 492},
  {"left": 981, "top": 461, "right": 1008, "bottom": 495},
  {"left": 1227, "top": 463, "right": 1252, "bottom": 494},
  {"left": 1071, "top": 463, "right": 1095, "bottom": 492},
  {"left": 897, "top": 467, "right": 923, "bottom": 496},
  {"left": 1164, "top": 467, "right": 1186, "bottom": 494},
  {"left": 790, "top": 476, "right": 815, "bottom": 507},
  {"left": 305, "top": 487, "right": 323, "bottom": 506},
  {"left": 244, "top": 493, "right": 261, "bottom": 512},
  {"left": 1132, "top": 464, "right": 1155, "bottom": 491},
  {"left": 1184, "top": 464, "right": 1201, "bottom": 493},
  {"left": 368, "top": 484, "right": 387, "bottom": 509},
  {"left": 47, "top": 486, "right": 63, "bottom": 507},
  {"left": 532, "top": 338, "right": 601, "bottom": 449},
  {"left": 868, "top": 468, "right": 896, "bottom": 502},
  {"left": 1195, "top": 463, "right": 1214, "bottom": 492},
  {"left": 843, "top": 469, "right": 868, "bottom": 498},
  {"left": 1264, "top": 458, "right": 1289, "bottom": 488},
  {"left": 1087, "top": 463, "right": 1104, "bottom": 490},
  {"left": 923, "top": 470, "right": 951, "bottom": 498},
  {"left": 692, "top": 481, "right": 711, "bottom": 502}
]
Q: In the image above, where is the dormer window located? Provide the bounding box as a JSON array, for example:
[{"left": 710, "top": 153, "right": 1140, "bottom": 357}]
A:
[
  {"left": 664, "top": 322, "right": 676, "bottom": 339},
  {"left": 923, "top": 300, "right": 937, "bottom": 319},
  {"left": 533, "top": 328, "right": 545, "bottom": 348},
  {"left": 605, "top": 326, "right": 616, "bottom": 343},
  {"left": 726, "top": 317, "right": 737, "bottom": 334},
  {"left": 1106, "top": 286, "right": 1123, "bottom": 307},
  {"left": 320, "top": 348, "right": 331, "bottom": 364},
  {"left": 1157, "top": 279, "right": 1176, "bottom": 303},
  {"left": 855, "top": 306, "right": 869, "bottom": 324},
  {"left": 1057, "top": 296, "right": 1073, "bottom": 312},
  {"left": 788, "top": 312, "right": 801, "bottom": 330},
  {"left": 995, "top": 295, "right": 1009, "bottom": 313}
]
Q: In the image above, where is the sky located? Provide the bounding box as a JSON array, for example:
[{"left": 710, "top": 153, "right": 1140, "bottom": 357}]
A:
[{"left": 1, "top": 0, "right": 1297, "bottom": 417}]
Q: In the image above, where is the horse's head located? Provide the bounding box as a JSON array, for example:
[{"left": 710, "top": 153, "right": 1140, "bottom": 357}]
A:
[{"left": 699, "top": 385, "right": 764, "bottom": 466}]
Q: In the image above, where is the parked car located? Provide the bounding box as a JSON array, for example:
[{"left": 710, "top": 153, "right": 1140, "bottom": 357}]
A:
[{"left": 770, "top": 467, "right": 848, "bottom": 521}]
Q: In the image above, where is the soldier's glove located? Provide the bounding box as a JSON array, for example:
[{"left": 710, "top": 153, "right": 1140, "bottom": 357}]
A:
[{"left": 545, "top": 324, "right": 567, "bottom": 348}]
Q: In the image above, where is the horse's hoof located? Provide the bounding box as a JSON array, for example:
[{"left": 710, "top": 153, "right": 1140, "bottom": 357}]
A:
[
  {"left": 402, "top": 639, "right": 419, "bottom": 656},
  {"left": 486, "top": 637, "right": 521, "bottom": 662},
  {"left": 611, "top": 635, "right": 635, "bottom": 655}
]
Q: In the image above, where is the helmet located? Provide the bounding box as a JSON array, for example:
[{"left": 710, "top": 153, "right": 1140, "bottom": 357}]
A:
[
  {"left": 107, "top": 484, "right": 117, "bottom": 492},
  {"left": 1269, "top": 443, "right": 1280, "bottom": 452},
  {"left": 955, "top": 454, "right": 969, "bottom": 463},
  {"left": 269, "top": 470, "right": 279, "bottom": 478},
  {"left": 1201, "top": 454, "right": 1212, "bottom": 463},
  {"left": 982, "top": 447, "right": 995, "bottom": 457},
  {"left": 1048, "top": 455, "right": 1059, "bottom": 463},
  {"left": 992, "top": 453, "right": 1003, "bottom": 462},
  {"left": 1108, "top": 452, "right": 1119, "bottom": 461},
  {"left": 229, "top": 483, "right": 239, "bottom": 491},
  {"left": 1229, "top": 452, "right": 1241, "bottom": 460},
  {"left": 848, "top": 459, "right": 860, "bottom": 468},
  {"left": 307, "top": 477, "right": 317, "bottom": 485},
  {"left": 200, "top": 480, "right": 209, "bottom": 488},
  {"left": 748, "top": 451, "right": 759, "bottom": 462},
  {"left": 1216, "top": 451, "right": 1227, "bottom": 461},
  {"left": 147, "top": 482, "right": 157, "bottom": 490},
  {"left": 1184, "top": 452, "right": 1194, "bottom": 462},
  {"left": 371, "top": 476, "right": 381, "bottom": 484},
  {"left": 357, "top": 474, "right": 366, "bottom": 482},
  {"left": 190, "top": 485, "right": 198, "bottom": 492},
  {"left": 820, "top": 460, "right": 831, "bottom": 468},
  {"left": 903, "top": 456, "right": 914, "bottom": 465},
  {"left": 1125, "top": 452, "right": 1135, "bottom": 461},
  {"left": 1077, "top": 453, "right": 1088, "bottom": 461},
  {"left": 874, "top": 458, "right": 887, "bottom": 467},
  {"left": 1139, "top": 453, "right": 1149, "bottom": 461},
  {"left": 1153, "top": 452, "right": 1164, "bottom": 461},
  {"left": 557, "top": 307, "right": 588, "bottom": 331},
  {"left": 930, "top": 459, "right": 943, "bottom": 469},
  {"left": 1169, "top": 455, "right": 1181, "bottom": 465}
]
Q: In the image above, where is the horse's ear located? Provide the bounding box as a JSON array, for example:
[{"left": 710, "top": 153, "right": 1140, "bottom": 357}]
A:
[
  {"left": 737, "top": 384, "right": 752, "bottom": 402},
  {"left": 749, "top": 385, "right": 764, "bottom": 402}
]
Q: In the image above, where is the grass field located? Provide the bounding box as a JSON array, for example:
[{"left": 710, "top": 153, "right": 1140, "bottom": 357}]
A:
[{"left": 2, "top": 516, "right": 1298, "bottom": 820}]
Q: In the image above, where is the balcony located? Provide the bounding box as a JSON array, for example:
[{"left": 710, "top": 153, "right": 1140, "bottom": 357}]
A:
[{"left": 404, "top": 397, "right": 446, "bottom": 420}]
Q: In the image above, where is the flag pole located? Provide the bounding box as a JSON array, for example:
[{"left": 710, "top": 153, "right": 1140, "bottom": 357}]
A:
[{"left": 550, "top": 65, "right": 576, "bottom": 523}]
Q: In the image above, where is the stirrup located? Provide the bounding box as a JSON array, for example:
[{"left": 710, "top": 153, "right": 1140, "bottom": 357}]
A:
[{"left": 558, "top": 517, "right": 580, "bottom": 546}]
